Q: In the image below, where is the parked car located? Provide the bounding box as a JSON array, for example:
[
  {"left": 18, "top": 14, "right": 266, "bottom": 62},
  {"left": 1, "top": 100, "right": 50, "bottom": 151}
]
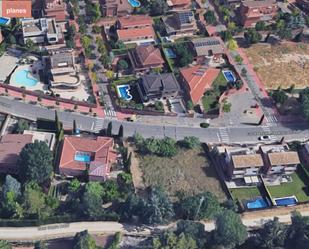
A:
[{"left": 258, "top": 135, "right": 271, "bottom": 141}]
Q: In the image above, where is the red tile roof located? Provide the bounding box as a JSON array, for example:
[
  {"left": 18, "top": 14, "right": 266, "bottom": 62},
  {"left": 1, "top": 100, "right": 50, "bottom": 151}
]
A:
[
  {"left": 180, "top": 65, "right": 220, "bottom": 104},
  {"left": 134, "top": 45, "right": 165, "bottom": 66},
  {"left": 59, "top": 136, "right": 116, "bottom": 177},
  {"left": 169, "top": 0, "right": 191, "bottom": 6},
  {"left": 118, "top": 15, "right": 153, "bottom": 29},
  {"left": 117, "top": 26, "right": 155, "bottom": 41}
]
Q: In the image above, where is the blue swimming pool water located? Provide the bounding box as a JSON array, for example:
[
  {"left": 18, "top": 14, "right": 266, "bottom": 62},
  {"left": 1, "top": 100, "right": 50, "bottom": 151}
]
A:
[
  {"left": 0, "top": 17, "right": 10, "bottom": 25},
  {"left": 274, "top": 197, "right": 297, "bottom": 206},
  {"left": 165, "top": 48, "right": 176, "bottom": 58},
  {"left": 247, "top": 198, "right": 269, "bottom": 209},
  {"left": 128, "top": 0, "right": 141, "bottom": 7},
  {"left": 117, "top": 85, "right": 133, "bottom": 101},
  {"left": 223, "top": 70, "right": 236, "bottom": 82},
  {"left": 11, "top": 69, "right": 39, "bottom": 87},
  {"left": 75, "top": 152, "right": 91, "bottom": 162}
]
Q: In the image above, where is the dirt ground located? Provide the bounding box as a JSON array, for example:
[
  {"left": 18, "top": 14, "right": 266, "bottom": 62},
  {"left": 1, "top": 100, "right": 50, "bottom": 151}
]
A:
[
  {"left": 137, "top": 148, "right": 227, "bottom": 201},
  {"left": 244, "top": 42, "right": 309, "bottom": 90}
]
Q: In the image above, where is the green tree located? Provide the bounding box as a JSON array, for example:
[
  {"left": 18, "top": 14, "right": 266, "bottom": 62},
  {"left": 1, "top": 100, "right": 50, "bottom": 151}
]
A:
[
  {"left": 152, "top": 232, "right": 197, "bottom": 249},
  {"left": 73, "top": 119, "right": 77, "bottom": 134},
  {"left": 19, "top": 141, "right": 53, "bottom": 185},
  {"left": 156, "top": 137, "right": 178, "bottom": 157},
  {"left": 213, "top": 209, "right": 248, "bottom": 248},
  {"left": 255, "top": 21, "right": 266, "bottom": 31},
  {"left": 101, "top": 181, "right": 121, "bottom": 203},
  {"left": 73, "top": 230, "right": 98, "bottom": 249},
  {"left": 81, "top": 35, "right": 92, "bottom": 49},
  {"left": 68, "top": 178, "right": 81, "bottom": 193},
  {"left": 2, "top": 175, "right": 21, "bottom": 197},
  {"left": 271, "top": 88, "right": 288, "bottom": 105},
  {"left": 174, "top": 43, "right": 193, "bottom": 67},
  {"left": 82, "top": 182, "right": 104, "bottom": 219},
  {"left": 117, "top": 60, "right": 128, "bottom": 71},
  {"left": 176, "top": 220, "right": 207, "bottom": 248},
  {"left": 234, "top": 55, "right": 243, "bottom": 64},
  {"left": 55, "top": 110, "right": 61, "bottom": 133},
  {"left": 34, "top": 241, "right": 48, "bottom": 249},
  {"left": 118, "top": 124, "right": 124, "bottom": 138},
  {"left": 149, "top": 0, "right": 168, "bottom": 16},
  {"left": 244, "top": 28, "right": 262, "bottom": 44},
  {"left": 179, "top": 192, "right": 221, "bottom": 220},
  {"left": 180, "top": 136, "right": 200, "bottom": 149},
  {"left": 299, "top": 88, "right": 309, "bottom": 120},
  {"left": 117, "top": 172, "right": 133, "bottom": 193},
  {"left": 286, "top": 211, "right": 309, "bottom": 249},
  {"left": 25, "top": 39, "right": 35, "bottom": 50},
  {"left": 227, "top": 38, "right": 238, "bottom": 50},
  {"left": 254, "top": 217, "right": 287, "bottom": 249},
  {"left": 0, "top": 240, "right": 12, "bottom": 249},
  {"left": 222, "top": 101, "right": 232, "bottom": 113},
  {"left": 204, "top": 10, "right": 216, "bottom": 25},
  {"left": 15, "top": 119, "right": 29, "bottom": 134}
]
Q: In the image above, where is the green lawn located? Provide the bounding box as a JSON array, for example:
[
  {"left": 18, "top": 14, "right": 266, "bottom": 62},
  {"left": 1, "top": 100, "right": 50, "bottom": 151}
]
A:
[
  {"left": 267, "top": 170, "right": 309, "bottom": 202},
  {"left": 230, "top": 187, "right": 261, "bottom": 201},
  {"left": 202, "top": 71, "right": 228, "bottom": 112}
]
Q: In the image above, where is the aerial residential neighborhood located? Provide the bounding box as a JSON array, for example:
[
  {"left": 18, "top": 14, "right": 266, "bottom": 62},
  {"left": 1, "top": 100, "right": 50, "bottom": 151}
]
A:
[{"left": 0, "top": 0, "right": 308, "bottom": 248}]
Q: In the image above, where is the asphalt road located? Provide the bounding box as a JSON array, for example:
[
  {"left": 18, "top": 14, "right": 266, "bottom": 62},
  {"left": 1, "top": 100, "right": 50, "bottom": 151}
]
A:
[{"left": 0, "top": 96, "right": 308, "bottom": 144}]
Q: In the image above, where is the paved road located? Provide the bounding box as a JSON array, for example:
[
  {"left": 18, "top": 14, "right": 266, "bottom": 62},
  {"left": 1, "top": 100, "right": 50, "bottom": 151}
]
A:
[{"left": 0, "top": 96, "right": 308, "bottom": 144}]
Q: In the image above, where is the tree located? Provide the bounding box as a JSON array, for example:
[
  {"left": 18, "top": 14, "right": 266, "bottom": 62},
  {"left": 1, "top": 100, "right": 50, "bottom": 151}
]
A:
[
  {"left": 34, "top": 241, "right": 47, "bottom": 249},
  {"left": 2, "top": 175, "right": 21, "bottom": 197},
  {"left": 117, "top": 60, "right": 128, "bottom": 71},
  {"left": 81, "top": 35, "right": 92, "bottom": 49},
  {"left": 55, "top": 110, "right": 61, "bottom": 133},
  {"left": 73, "top": 119, "right": 77, "bottom": 134},
  {"left": 286, "top": 211, "right": 309, "bottom": 249},
  {"left": 73, "top": 230, "right": 97, "bottom": 249},
  {"left": 187, "top": 101, "right": 194, "bottom": 110},
  {"left": 25, "top": 39, "right": 35, "bottom": 50},
  {"left": 174, "top": 43, "right": 193, "bottom": 67},
  {"left": 117, "top": 172, "right": 133, "bottom": 193},
  {"left": 15, "top": 119, "right": 29, "bottom": 134},
  {"left": 204, "top": 10, "right": 216, "bottom": 25},
  {"left": 105, "top": 70, "right": 114, "bottom": 80},
  {"left": 156, "top": 137, "right": 178, "bottom": 157},
  {"left": 180, "top": 136, "right": 200, "bottom": 149},
  {"left": 149, "top": 0, "right": 168, "bottom": 16},
  {"left": 101, "top": 180, "right": 121, "bottom": 203},
  {"left": 82, "top": 182, "right": 104, "bottom": 219},
  {"left": 179, "top": 192, "right": 221, "bottom": 220},
  {"left": 227, "top": 38, "right": 238, "bottom": 50},
  {"left": 68, "top": 179, "right": 81, "bottom": 193},
  {"left": 19, "top": 141, "right": 53, "bottom": 185},
  {"left": 0, "top": 240, "right": 12, "bottom": 249},
  {"left": 244, "top": 28, "right": 262, "bottom": 44},
  {"left": 271, "top": 88, "right": 288, "bottom": 105},
  {"left": 118, "top": 124, "right": 124, "bottom": 138},
  {"left": 213, "top": 210, "right": 248, "bottom": 248},
  {"left": 106, "top": 122, "right": 113, "bottom": 136},
  {"left": 255, "top": 21, "right": 266, "bottom": 31},
  {"left": 234, "top": 55, "right": 243, "bottom": 64},
  {"left": 254, "top": 217, "right": 287, "bottom": 249},
  {"left": 222, "top": 101, "right": 232, "bottom": 113},
  {"left": 92, "top": 25, "right": 101, "bottom": 34},
  {"left": 152, "top": 232, "right": 197, "bottom": 249},
  {"left": 299, "top": 88, "right": 309, "bottom": 120}
]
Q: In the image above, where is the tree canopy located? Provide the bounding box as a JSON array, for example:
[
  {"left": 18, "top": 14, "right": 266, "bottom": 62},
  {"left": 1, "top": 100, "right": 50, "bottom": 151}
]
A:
[
  {"left": 73, "top": 230, "right": 98, "bottom": 249},
  {"left": 81, "top": 182, "right": 104, "bottom": 219}
]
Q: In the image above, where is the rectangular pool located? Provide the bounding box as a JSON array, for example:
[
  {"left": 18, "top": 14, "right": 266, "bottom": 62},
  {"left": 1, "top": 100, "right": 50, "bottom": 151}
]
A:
[
  {"left": 223, "top": 70, "right": 236, "bottom": 82},
  {"left": 274, "top": 196, "right": 298, "bottom": 206},
  {"left": 75, "top": 152, "right": 91, "bottom": 162}
]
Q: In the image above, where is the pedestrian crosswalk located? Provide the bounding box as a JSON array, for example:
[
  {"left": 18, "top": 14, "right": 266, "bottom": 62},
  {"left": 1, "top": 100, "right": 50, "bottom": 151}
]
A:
[
  {"left": 265, "top": 115, "right": 278, "bottom": 124},
  {"left": 219, "top": 127, "right": 230, "bottom": 143},
  {"left": 104, "top": 109, "right": 117, "bottom": 117}
]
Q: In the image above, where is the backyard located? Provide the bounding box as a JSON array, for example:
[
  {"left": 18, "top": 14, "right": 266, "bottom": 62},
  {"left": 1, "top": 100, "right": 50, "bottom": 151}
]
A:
[
  {"left": 266, "top": 169, "right": 309, "bottom": 203},
  {"left": 202, "top": 71, "right": 228, "bottom": 112},
  {"left": 230, "top": 186, "right": 261, "bottom": 201},
  {"left": 138, "top": 148, "right": 227, "bottom": 201},
  {"left": 244, "top": 42, "right": 309, "bottom": 90}
]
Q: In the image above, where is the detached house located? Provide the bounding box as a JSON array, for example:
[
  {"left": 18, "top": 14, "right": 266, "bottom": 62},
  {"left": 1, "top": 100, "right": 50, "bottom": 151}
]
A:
[
  {"left": 43, "top": 0, "right": 67, "bottom": 24},
  {"left": 102, "top": 0, "right": 133, "bottom": 17},
  {"left": 239, "top": 0, "right": 278, "bottom": 28},
  {"left": 179, "top": 65, "right": 220, "bottom": 104},
  {"left": 137, "top": 73, "right": 181, "bottom": 102},
  {"left": 117, "top": 15, "right": 153, "bottom": 29},
  {"left": 167, "top": 0, "right": 192, "bottom": 10},
  {"left": 163, "top": 11, "right": 197, "bottom": 38},
  {"left": 128, "top": 45, "right": 165, "bottom": 73}
]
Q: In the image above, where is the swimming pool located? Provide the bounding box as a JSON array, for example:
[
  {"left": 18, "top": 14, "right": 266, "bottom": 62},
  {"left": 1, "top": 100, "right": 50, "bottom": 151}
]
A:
[
  {"left": 223, "top": 70, "right": 236, "bottom": 82},
  {"left": 247, "top": 198, "right": 269, "bottom": 209},
  {"left": 75, "top": 152, "right": 91, "bottom": 162},
  {"left": 128, "top": 0, "right": 141, "bottom": 7},
  {"left": 11, "top": 69, "right": 39, "bottom": 87},
  {"left": 117, "top": 84, "right": 133, "bottom": 101},
  {"left": 0, "top": 17, "right": 10, "bottom": 25},
  {"left": 165, "top": 48, "right": 176, "bottom": 59},
  {"left": 274, "top": 196, "right": 298, "bottom": 206}
]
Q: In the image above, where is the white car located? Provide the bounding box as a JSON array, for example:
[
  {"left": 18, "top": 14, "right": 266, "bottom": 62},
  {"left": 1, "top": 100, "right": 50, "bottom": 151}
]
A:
[{"left": 258, "top": 135, "right": 271, "bottom": 141}]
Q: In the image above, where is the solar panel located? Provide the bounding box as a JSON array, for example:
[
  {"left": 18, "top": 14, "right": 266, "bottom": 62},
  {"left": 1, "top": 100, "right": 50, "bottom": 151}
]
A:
[
  {"left": 195, "top": 40, "right": 220, "bottom": 47},
  {"left": 178, "top": 11, "right": 193, "bottom": 24}
]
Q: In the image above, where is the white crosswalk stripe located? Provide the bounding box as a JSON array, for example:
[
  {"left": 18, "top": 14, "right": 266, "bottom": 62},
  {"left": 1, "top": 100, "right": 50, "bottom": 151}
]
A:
[
  {"left": 104, "top": 109, "right": 117, "bottom": 117},
  {"left": 265, "top": 115, "right": 278, "bottom": 123},
  {"left": 219, "top": 127, "right": 230, "bottom": 143}
]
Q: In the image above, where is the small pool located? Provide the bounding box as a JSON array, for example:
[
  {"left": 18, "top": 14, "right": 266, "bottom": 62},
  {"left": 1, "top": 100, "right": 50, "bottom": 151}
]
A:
[
  {"left": 165, "top": 48, "right": 176, "bottom": 59},
  {"left": 247, "top": 198, "right": 269, "bottom": 209},
  {"left": 223, "top": 70, "right": 236, "bottom": 82},
  {"left": 0, "top": 17, "right": 10, "bottom": 25},
  {"left": 11, "top": 69, "right": 39, "bottom": 87},
  {"left": 117, "top": 84, "right": 133, "bottom": 101},
  {"left": 75, "top": 152, "right": 91, "bottom": 162},
  {"left": 274, "top": 196, "right": 298, "bottom": 206},
  {"left": 128, "top": 0, "right": 141, "bottom": 7}
]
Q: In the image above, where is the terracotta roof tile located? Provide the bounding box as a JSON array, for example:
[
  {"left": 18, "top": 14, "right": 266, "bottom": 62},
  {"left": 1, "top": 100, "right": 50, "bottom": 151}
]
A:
[
  {"left": 118, "top": 15, "right": 153, "bottom": 28},
  {"left": 117, "top": 26, "right": 155, "bottom": 41},
  {"left": 232, "top": 154, "right": 264, "bottom": 168},
  {"left": 135, "top": 45, "right": 164, "bottom": 66}
]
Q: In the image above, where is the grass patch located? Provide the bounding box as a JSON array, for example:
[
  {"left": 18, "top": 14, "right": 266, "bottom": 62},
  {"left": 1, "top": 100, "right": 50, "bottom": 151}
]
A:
[
  {"left": 138, "top": 147, "right": 226, "bottom": 201},
  {"left": 113, "top": 76, "right": 137, "bottom": 85},
  {"left": 267, "top": 170, "right": 309, "bottom": 202},
  {"left": 230, "top": 187, "right": 261, "bottom": 201}
]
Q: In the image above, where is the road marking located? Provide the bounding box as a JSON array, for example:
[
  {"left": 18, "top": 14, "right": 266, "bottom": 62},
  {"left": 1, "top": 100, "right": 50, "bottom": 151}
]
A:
[{"left": 219, "top": 127, "right": 229, "bottom": 143}]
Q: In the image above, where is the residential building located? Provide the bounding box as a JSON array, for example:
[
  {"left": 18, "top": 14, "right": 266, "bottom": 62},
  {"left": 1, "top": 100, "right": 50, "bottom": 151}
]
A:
[
  {"left": 137, "top": 73, "right": 181, "bottom": 102},
  {"left": 58, "top": 136, "right": 117, "bottom": 181},
  {"left": 190, "top": 37, "right": 225, "bottom": 62},
  {"left": 179, "top": 65, "right": 220, "bottom": 104},
  {"left": 239, "top": 0, "right": 279, "bottom": 28},
  {"left": 23, "top": 130, "right": 56, "bottom": 151},
  {"left": 166, "top": 0, "right": 192, "bottom": 10},
  {"left": 128, "top": 45, "right": 165, "bottom": 73},
  {"left": 223, "top": 147, "right": 264, "bottom": 183},
  {"left": 117, "top": 26, "right": 155, "bottom": 44},
  {"left": 47, "top": 49, "right": 81, "bottom": 90},
  {"left": 296, "top": 0, "right": 309, "bottom": 12},
  {"left": 22, "top": 18, "right": 61, "bottom": 44},
  {"left": 163, "top": 11, "right": 197, "bottom": 38},
  {"left": 43, "top": 0, "right": 67, "bottom": 23},
  {"left": 117, "top": 15, "right": 153, "bottom": 29},
  {"left": 260, "top": 144, "right": 300, "bottom": 175},
  {"left": 102, "top": 0, "right": 133, "bottom": 17}
]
